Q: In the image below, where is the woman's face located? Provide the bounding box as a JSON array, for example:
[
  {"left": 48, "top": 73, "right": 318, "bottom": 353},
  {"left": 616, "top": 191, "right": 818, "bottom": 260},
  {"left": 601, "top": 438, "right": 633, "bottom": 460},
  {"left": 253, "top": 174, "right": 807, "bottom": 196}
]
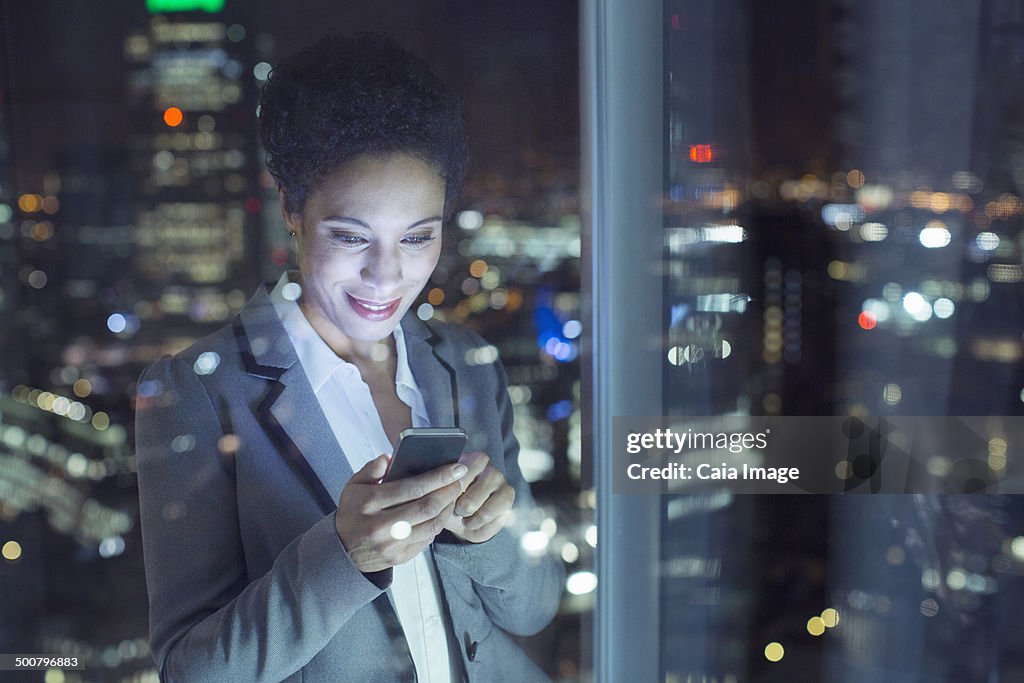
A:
[{"left": 284, "top": 153, "right": 445, "bottom": 344}]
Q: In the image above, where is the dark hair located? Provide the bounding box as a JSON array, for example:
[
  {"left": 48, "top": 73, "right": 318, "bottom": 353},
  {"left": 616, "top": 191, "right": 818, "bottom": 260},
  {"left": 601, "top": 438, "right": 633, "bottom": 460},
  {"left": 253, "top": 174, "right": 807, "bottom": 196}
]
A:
[{"left": 258, "top": 33, "right": 468, "bottom": 217}]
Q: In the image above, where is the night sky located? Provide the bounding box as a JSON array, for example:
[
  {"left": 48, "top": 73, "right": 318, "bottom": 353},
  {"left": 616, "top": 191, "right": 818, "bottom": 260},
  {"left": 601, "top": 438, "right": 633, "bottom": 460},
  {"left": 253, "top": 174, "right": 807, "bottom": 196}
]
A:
[{"left": 1, "top": 0, "right": 579, "bottom": 194}]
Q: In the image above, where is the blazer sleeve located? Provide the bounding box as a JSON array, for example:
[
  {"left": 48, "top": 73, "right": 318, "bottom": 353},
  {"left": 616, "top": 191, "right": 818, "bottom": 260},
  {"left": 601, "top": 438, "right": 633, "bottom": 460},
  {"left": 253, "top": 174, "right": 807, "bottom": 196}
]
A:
[
  {"left": 433, "top": 348, "right": 565, "bottom": 637},
  {"left": 135, "top": 356, "right": 386, "bottom": 682}
]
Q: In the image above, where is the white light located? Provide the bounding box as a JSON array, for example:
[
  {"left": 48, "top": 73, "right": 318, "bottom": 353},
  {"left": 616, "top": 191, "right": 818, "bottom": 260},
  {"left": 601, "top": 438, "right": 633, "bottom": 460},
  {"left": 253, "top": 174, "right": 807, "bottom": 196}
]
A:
[
  {"left": 98, "top": 536, "right": 125, "bottom": 558},
  {"left": 465, "top": 345, "right": 499, "bottom": 366},
  {"left": 862, "top": 298, "right": 891, "bottom": 323},
  {"left": 457, "top": 210, "right": 484, "bottom": 230},
  {"left": 665, "top": 225, "right": 746, "bottom": 251},
  {"left": 919, "top": 223, "right": 951, "bottom": 249},
  {"left": 518, "top": 448, "right": 553, "bottom": 483},
  {"left": 566, "top": 571, "right": 598, "bottom": 595},
  {"left": 540, "top": 517, "right": 558, "bottom": 537},
  {"left": 933, "top": 298, "right": 955, "bottom": 319},
  {"left": 194, "top": 351, "right": 221, "bottom": 375},
  {"left": 68, "top": 401, "right": 87, "bottom": 421},
  {"left": 902, "top": 292, "right": 932, "bottom": 322},
  {"left": 253, "top": 61, "right": 272, "bottom": 81},
  {"left": 107, "top": 313, "right": 127, "bottom": 333},
  {"left": 416, "top": 303, "right": 434, "bottom": 321},
  {"left": 390, "top": 521, "right": 411, "bottom": 540},
  {"left": 52, "top": 397, "right": 70, "bottom": 416},
  {"left": 584, "top": 524, "right": 597, "bottom": 548},
  {"left": 883, "top": 383, "right": 903, "bottom": 406},
  {"left": 560, "top": 542, "right": 579, "bottom": 563},
  {"left": 521, "top": 531, "right": 550, "bottom": 556},
  {"left": 562, "top": 320, "right": 582, "bottom": 339},
  {"left": 821, "top": 204, "right": 866, "bottom": 227},
  {"left": 946, "top": 569, "right": 967, "bottom": 590},
  {"left": 67, "top": 453, "right": 88, "bottom": 478},
  {"left": 976, "top": 232, "right": 999, "bottom": 251},
  {"left": 1011, "top": 536, "right": 1024, "bottom": 561},
  {"left": 281, "top": 282, "right": 302, "bottom": 301},
  {"left": 921, "top": 568, "right": 940, "bottom": 590},
  {"left": 860, "top": 222, "right": 888, "bottom": 241}
]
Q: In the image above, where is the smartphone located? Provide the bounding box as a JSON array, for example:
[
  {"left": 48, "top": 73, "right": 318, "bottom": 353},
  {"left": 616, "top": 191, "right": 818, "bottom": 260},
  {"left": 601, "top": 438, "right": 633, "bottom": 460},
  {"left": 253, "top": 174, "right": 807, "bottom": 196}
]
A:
[{"left": 385, "top": 427, "right": 468, "bottom": 481}]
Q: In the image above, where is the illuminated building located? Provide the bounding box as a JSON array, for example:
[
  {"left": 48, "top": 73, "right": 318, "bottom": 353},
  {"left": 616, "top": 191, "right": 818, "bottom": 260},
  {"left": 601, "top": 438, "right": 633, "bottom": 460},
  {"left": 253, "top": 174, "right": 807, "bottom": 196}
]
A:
[{"left": 124, "top": 4, "right": 262, "bottom": 341}]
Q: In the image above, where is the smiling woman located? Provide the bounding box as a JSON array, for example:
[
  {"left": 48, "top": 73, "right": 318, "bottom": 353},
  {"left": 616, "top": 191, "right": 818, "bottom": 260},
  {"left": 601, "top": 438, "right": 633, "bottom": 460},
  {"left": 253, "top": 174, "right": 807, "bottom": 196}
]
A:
[
  {"left": 286, "top": 154, "right": 446, "bottom": 353},
  {"left": 134, "top": 33, "right": 563, "bottom": 683}
]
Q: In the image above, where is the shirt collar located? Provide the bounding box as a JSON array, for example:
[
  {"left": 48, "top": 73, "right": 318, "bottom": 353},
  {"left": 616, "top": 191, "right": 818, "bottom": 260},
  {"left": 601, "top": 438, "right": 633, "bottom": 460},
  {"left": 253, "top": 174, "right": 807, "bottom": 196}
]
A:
[{"left": 269, "top": 270, "right": 346, "bottom": 393}]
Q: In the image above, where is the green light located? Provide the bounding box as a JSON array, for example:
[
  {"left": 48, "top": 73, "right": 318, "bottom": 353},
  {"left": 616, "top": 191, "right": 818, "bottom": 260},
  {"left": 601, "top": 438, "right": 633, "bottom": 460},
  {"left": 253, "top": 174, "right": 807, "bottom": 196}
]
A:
[{"left": 146, "top": 0, "right": 224, "bottom": 13}]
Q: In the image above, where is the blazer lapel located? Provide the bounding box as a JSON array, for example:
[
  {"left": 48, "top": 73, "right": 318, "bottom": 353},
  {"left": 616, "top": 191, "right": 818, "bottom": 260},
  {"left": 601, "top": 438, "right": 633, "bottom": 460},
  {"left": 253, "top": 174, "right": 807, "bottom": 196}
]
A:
[
  {"left": 234, "top": 283, "right": 354, "bottom": 513},
  {"left": 401, "top": 314, "right": 460, "bottom": 429}
]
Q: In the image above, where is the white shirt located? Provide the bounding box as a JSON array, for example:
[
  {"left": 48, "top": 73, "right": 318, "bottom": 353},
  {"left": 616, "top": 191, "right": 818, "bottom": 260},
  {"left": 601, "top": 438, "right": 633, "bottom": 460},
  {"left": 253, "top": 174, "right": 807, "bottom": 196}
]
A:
[{"left": 270, "top": 270, "right": 453, "bottom": 682}]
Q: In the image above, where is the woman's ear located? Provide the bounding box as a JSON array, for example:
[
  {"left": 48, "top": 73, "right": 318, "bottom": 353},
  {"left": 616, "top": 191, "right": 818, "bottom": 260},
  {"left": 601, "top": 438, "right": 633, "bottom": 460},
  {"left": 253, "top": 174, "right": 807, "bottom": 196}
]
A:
[{"left": 278, "top": 188, "right": 301, "bottom": 237}]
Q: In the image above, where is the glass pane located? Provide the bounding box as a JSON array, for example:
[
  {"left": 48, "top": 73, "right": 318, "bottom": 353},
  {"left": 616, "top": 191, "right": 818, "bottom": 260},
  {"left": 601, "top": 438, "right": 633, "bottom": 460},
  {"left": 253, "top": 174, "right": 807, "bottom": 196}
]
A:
[{"left": 589, "top": 0, "right": 1024, "bottom": 681}]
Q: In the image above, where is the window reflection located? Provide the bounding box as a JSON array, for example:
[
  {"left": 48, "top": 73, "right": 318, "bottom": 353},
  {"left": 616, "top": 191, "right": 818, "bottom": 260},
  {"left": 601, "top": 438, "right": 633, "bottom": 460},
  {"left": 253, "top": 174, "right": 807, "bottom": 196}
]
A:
[{"left": 651, "top": 0, "right": 1024, "bottom": 680}]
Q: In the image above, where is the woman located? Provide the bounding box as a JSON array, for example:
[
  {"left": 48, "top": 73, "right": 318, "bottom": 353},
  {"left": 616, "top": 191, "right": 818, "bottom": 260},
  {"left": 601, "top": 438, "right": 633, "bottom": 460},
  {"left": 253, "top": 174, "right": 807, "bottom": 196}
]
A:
[{"left": 135, "top": 33, "right": 563, "bottom": 682}]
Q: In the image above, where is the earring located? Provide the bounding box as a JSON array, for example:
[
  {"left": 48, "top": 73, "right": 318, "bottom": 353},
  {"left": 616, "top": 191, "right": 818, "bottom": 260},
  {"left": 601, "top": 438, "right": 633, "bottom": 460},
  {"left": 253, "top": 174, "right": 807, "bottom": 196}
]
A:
[{"left": 289, "top": 231, "right": 296, "bottom": 237}]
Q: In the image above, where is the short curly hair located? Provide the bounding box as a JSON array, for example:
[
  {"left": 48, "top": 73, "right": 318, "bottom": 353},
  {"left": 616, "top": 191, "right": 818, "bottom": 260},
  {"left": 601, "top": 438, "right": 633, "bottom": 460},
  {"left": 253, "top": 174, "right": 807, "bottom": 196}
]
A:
[{"left": 258, "top": 33, "right": 468, "bottom": 217}]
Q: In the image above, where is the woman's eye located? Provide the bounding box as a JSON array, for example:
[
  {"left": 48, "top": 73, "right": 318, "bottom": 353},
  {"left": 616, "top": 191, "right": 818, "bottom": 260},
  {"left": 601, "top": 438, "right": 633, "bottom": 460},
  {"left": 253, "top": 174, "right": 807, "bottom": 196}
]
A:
[
  {"left": 402, "top": 234, "right": 437, "bottom": 247},
  {"left": 330, "top": 233, "right": 367, "bottom": 246}
]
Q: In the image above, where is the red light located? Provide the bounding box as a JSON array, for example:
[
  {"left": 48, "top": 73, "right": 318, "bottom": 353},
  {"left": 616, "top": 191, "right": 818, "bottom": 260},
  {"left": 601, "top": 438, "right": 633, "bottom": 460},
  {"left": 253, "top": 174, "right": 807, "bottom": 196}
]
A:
[
  {"left": 689, "top": 145, "right": 714, "bottom": 163},
  {"left": 858, "top": 311, "right": 877, "bottom": 330},
  {"left": 245, "top": 197, "right": 262, "bottom": 213}
]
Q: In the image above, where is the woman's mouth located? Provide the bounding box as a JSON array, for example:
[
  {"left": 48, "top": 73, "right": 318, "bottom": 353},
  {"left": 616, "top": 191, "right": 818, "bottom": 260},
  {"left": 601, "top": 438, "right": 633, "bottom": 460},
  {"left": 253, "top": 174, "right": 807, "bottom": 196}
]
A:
[{"left": 346, "top": 293, "right": 402, "bottom": 321}]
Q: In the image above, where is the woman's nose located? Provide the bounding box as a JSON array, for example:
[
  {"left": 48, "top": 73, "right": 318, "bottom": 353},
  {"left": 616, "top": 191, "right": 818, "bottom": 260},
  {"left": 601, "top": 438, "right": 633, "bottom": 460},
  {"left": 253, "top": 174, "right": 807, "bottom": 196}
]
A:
[{"left": 361, "top": 246, "right": 403, "bottom": 294}]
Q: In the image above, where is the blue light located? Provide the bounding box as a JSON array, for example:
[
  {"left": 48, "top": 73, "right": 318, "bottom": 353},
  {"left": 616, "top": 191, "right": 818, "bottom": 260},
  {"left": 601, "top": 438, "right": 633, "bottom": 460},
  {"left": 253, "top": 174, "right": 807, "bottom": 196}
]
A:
[
  {"left": 107, "top": 314, "right": 127, "bottom": 334},
  {"left": 546, "top": 400, "right": 573, "bottom": 422}
]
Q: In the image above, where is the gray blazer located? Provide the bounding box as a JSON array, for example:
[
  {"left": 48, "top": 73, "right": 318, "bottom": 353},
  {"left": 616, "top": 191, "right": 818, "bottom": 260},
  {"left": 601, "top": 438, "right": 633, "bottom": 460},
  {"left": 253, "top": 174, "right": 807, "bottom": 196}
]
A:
[{"left": 135, "top": 282, "right": 564, "bottom": 682}]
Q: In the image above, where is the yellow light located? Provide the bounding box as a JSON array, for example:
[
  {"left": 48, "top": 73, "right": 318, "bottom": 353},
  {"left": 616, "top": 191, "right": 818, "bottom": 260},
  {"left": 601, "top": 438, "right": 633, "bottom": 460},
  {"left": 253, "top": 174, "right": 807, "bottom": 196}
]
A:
[
  {"left": 807, "top": 616, "right": 825, "bottom": 636},
  {"left": 18, "top": 194, "right": 43, "bottom": 213},
  {"left": 2, "top": 540, "right": 22, "bottom": 561},
  {"left": 92, "top": 412, "right": 110, "bottom": 430},
  {"left": 828, "top": 260, "right": 848, "bottom": 280},
  {"left": 427, "top": 287, "right": 445, "bottom": 306},
  {"left": 989, "top": 438, "right": 1008, "bottom": 471},
  {"left": 38, "top": 392, "right": 55, "bottom": 411},
  {"left": 73, "top": 378, "right": 92, "bottom": 398},
  {"left": 506, "top": 289, "right": 523, "bottom": 312},
  {"left": 821, "top": 608, "right": 840, "bottom": 628},
  {"left": 469, "top": 259, "right": 488, "bottom": 278},
  {"left": 31, "top": 221, "right": 54, "bottom": 241},
  {"left": 764, "top": 642, "right": 784, "bottom": 662},
  {"left": 846, "top": 169, "right": 864, "bottom": 188},
  {"left": 910, "top": 191, "right": 930, "bottom": 209},
  {"left": 930, "top": 192, "right": 951, "bottom": 213},
  {"left": 218, "top": 434, "right": 241, "bottom": 454}
]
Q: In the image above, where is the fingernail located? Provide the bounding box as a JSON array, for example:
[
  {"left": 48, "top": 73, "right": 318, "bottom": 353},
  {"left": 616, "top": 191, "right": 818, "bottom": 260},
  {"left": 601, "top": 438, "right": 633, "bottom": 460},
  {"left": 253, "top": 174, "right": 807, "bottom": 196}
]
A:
[{"left": 452, "top": 464, "right": 468, "bottom": 480}]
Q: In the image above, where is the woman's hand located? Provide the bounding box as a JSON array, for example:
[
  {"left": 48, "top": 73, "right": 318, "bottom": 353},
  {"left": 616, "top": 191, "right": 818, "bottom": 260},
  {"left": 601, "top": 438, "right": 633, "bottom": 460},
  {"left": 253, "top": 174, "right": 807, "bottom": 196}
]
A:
[
  {"left": 335, "top": 454, "right": 468, "bottom": 573},
  {"left": 443, "top": 451, "right": 516, "bottom": 543}
]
